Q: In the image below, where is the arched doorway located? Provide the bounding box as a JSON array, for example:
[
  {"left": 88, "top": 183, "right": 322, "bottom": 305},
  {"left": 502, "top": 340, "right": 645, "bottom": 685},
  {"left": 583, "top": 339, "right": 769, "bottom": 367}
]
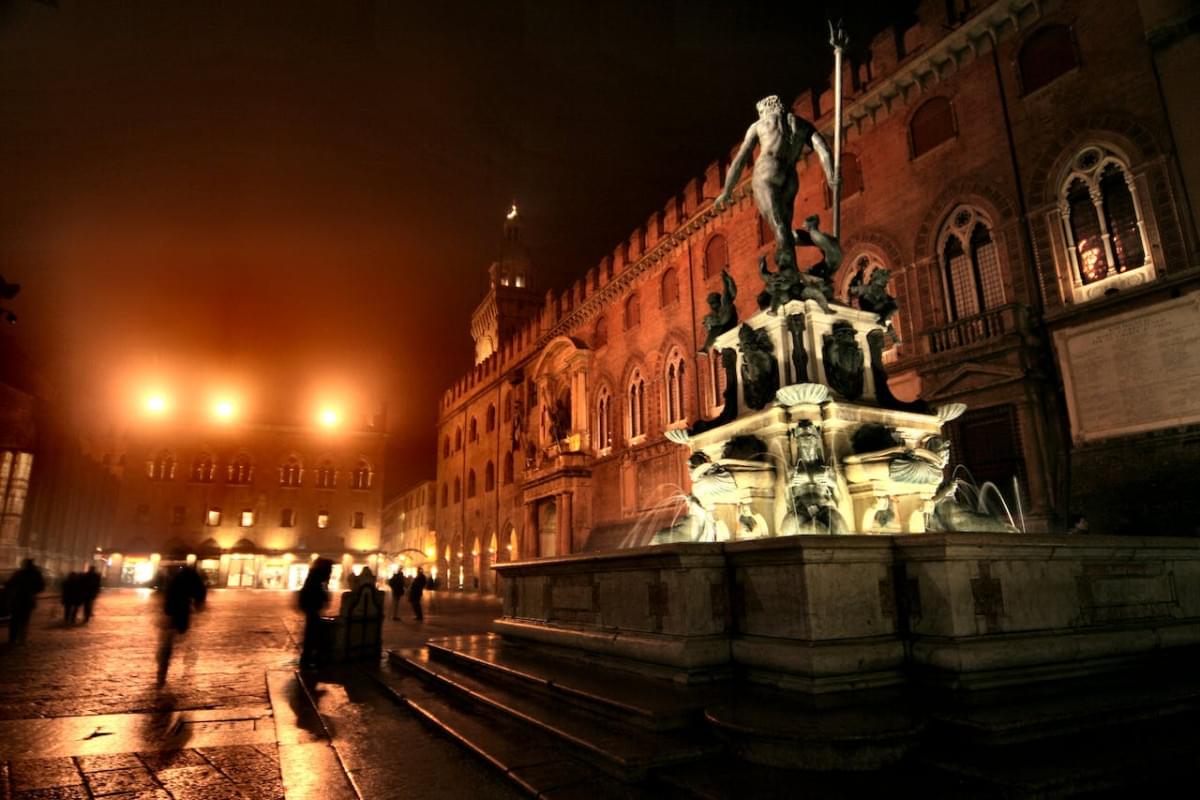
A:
[{"left": 537, "top": 499, "right": 557, "bottom": 557}]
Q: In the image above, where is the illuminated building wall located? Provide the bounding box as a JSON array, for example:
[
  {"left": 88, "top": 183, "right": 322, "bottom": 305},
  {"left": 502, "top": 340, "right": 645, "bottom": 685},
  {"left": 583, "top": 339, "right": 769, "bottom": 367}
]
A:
[
  {"left": 109, "top": 417, "right": 386, "bottom": 588},
  {"left": 434, "top": 0, "right": 1200, "bottom": 584}
]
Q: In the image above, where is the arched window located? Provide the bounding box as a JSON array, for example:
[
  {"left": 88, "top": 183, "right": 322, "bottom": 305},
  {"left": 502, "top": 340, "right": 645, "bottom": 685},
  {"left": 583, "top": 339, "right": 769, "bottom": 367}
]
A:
[
  {"left": 910, "top": 97, "right": 956, "bottom": 158},
  {"left": 350, "top": 459, "right": 372, "bottom": 490},
  {"left": 627, "top": 370, "right": 646, "bottom": 440},
  {"left": 665, "top": 353, "right": 688, "bottom": 424},
  {"left": 704, "top": 234, "right": 729, "bottom": 278},
  {"left": 228, "top": 454, "right": 253, "bottom": 485},
  {"left": 938, "top": 206, "right": 1005, "bottom": 320},
  {"left": 1059, "top": 146, "right": 1150, "bottom": 290},
  {"left": 594, "top": 316, "right": 608, "bottom": 348},
  {"left": 596, "top": 386, "right": 614, "bottom": 451},
  {"left": 191, "top": 453, "right": 215, "bottom": 483},
  {"left": 660, "top": 267, "right": 679, "bottom": 307},
  {"left": 467, "top": 470, "right": 477, "bottom": 498},
  {"left": 485, "top": 461, "right": 495, "bottom": 492},
  {"left": 453, "top": 477, "right": 461, "bottom": 503},
  {"left": 486, "top": 404, "right": 496, "bottom": 432},
  {"left": 442, "top": 436, "right": 450, "bottom": 458},
  {"left": 468, "top": 417, "right": 478, "bottom": 442},
  {"left": 441, "top": 483, "right": 448, "bottom": 507},
  {"left": 624, "top": 293, "right": 641, "bottom": 330},
  {"left": 280, "top": 456, "right": 302, "bottom": 487},
  {"left": 825, "top": 152, "right": 864, "bottom": 206},
  {"left": 1019, "top": 25, "right": 1078, "bottom": 95},
  {"left": 503, "top": 452, "right": 514, "bottom": 484},
  {"left": 454, "top": 427, "right": 462, "bottom": 450},
  {"left": 316, "top": 459, "right": 336, "bottom": 489},
  {"left": 149, "top": 450, "right": 175, "bottom": 481}
]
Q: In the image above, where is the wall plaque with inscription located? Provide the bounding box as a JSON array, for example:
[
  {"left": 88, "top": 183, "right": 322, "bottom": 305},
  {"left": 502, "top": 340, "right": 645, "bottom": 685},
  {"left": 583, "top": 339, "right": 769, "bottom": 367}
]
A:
[{"left": 1055, "top": 294, "right": 1200, "bottom": 443}]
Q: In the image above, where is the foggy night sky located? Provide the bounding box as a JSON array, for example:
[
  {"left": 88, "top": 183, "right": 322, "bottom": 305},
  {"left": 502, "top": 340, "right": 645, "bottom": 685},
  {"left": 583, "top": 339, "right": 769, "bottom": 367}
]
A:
[{"left": 0, "top": 0, "right": 906, "bottom": 492}]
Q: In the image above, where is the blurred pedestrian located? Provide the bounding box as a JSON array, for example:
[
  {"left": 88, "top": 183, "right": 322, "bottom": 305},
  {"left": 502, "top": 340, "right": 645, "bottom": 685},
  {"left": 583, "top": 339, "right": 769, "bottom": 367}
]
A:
[
  {"left": 298, "top": 558, "right": 333, "bottom": 669},
  {"left": 61, "top": 572, "right": 82, "bottom": 624},
  {"left": 6, "top": 558, "right": 45, "bottom": 644},
  {"left": 408, "top": 566, "right": 427, "bottom": 622},
  {"left": 81, "top": 565, "right": 101, "bottom": 622},
  {"left": 387, "top": 570, "right": 406, "bottom": 620},
  {"left": 156, "top": 565, "right": 207, "bottom": 686}
]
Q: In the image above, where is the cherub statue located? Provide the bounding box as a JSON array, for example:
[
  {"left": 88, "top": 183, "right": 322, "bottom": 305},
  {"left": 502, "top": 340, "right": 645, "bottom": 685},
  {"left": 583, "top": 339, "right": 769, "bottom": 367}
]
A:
[
  {"left": 849, "top": 266, "right": 900, "bottom": 343},
  {"left": 699, "top": 269, "right": 738, "bottom": 353}
]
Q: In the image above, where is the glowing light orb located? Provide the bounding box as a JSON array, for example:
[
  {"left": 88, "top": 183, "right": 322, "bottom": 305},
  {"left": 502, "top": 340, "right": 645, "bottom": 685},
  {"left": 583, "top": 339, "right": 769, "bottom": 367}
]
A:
[
  {"left": 213, "top": 400, "right": 236, "bottom": 420},
  {"left": 145, "top": 394, "right": 169, "bottom": 415},
  {"left": 319, "top": 408, "right": 340, "bottom": 427}
]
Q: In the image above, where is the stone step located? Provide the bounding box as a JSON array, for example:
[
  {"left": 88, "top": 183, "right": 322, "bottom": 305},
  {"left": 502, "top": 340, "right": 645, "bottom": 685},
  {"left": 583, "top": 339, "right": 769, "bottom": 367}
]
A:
[
  {"left": 388, "top": 647, "right": 722, "bottom": 781},
  {"left": 703, "top": 685, "right": 923, "bottom": 771},
  {"left": 423, "top": 633, "right": 715, "bottom": 731},
  {"left": 367, "top": 660, "right": 652, "bottom": 798}
]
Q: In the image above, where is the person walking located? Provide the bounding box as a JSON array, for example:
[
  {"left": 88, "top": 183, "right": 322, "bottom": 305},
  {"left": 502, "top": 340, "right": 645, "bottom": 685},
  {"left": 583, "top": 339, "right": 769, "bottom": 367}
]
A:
[
  {"left": 298, "top": 558, "right": 333, "bottom": 669},
  {"left": 81, "top": 565, "right": 101, "bottom": 623},
  {"left": 62, "top": 572, "right": 82, "bottom": 624},
  {"left": 156, "top": 565, "right": 207, "bottom": 686},
  {"left": 408, "top": 566, "right": 427, "bottom": 622},
  {"left": 387, "top": 570, "right": 406, "bottom": 620},
  {"left": 6, "top": 558, "right": 45, "bottom": 644}
]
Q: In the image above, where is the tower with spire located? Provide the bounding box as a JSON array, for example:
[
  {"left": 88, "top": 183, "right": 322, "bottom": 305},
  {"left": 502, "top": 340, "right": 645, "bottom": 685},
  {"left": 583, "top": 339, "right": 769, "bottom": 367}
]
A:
[{"left": 470, "top": 203, "right": 541, "bottom": 364}]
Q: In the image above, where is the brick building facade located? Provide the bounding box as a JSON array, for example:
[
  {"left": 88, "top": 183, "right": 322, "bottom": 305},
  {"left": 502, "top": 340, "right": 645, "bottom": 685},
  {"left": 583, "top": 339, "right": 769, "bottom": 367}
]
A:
[
  {"left": 108, "top": 417, "right": 386, "bottom": 590},
  {"left": 380, "top": 479, "right": 437, "bottom": 580},
  {"left": 434, "top": 0, "right": 1200, "bottom": 591}
]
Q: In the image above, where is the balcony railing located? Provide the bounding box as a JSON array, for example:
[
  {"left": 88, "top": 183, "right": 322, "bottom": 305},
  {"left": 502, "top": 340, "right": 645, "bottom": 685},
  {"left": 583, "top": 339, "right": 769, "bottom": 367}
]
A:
[{"left": 924, "top": 304, "right": 1027, "bottom": 355}]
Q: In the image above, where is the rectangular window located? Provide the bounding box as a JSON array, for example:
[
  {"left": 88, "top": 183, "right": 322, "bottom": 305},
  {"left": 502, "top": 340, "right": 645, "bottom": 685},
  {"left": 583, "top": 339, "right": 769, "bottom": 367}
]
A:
[
  {"left": 206, "top": 508, "right": 221, "bottom": 527},
  {"left": 280, "top": 508, "right": 295, "bottom": 527},
  {"left": 317, "top": 511, "right": 329, "bottom": 529},
  {"left": 240, "top": 510, "right": 254, "bottom": 527},
  {"left": 352, "top": 511, "right": 365, "bottom": 529},
  {"left": 171, "top": 506, "right": 185, "bottom": 526}
]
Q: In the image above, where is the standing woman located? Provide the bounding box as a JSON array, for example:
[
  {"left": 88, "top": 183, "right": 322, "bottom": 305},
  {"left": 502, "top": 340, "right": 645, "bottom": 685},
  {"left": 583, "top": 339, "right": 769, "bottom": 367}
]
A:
[{"left": 298, "top": 558, "right": 333, "bottom": 669}]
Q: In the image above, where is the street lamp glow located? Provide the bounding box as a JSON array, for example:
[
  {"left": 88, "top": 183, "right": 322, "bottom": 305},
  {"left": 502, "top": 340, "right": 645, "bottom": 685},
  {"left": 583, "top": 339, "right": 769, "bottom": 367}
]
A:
[
  {"left": 319, "top": 408, "right": 339, "bottom": 427},
  {"left": 213, "top": 400, "right": 236, "bottom": 421},
  {"left": 144, "top": 393, "right": 169, "bottom": 415}
]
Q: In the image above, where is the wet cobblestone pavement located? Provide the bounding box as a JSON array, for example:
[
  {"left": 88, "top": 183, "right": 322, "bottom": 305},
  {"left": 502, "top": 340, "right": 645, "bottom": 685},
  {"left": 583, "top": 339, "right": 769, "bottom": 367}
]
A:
[{"left": 0, "top": 588, "right": 516, "bottom": 800}]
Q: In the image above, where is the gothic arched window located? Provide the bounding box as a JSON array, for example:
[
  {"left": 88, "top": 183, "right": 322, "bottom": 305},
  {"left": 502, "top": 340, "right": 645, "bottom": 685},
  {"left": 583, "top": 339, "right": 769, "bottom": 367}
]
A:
[
  {"left": 486, "top": 404, "right": 496, "bottom": 432},
  {"left": 149, "top": 450, "right": 176, "bottom": 481},
  {"left": 228, "top": 453, "right": 253, "bottom": 485},
  {"left": 453, "top": 477, "right": 461, "bottom": 503},
  {"left": 938, "top": 206, "right": 1004, "bottom": 320},
  {"left": 665, "top": 352, "right": 688, "bottom": 424},
  {"left": 1059, "top": 146, "right": 1150, "bottom": 291},
  {"left": 467, "top": 469, "right": 477, "bottom": 498},
  {"left": 627, "top": 370, "right": 647, "bottom": 440},
  {"left": 910, "top": 97, "right": 956, "bottom": 158},
  {"left": 704, "top": 234, "right": 729, "bottom": 279},
  {"left": 596, "top": 386, "right": 613, "bottom": 451},
  {"left": 660, "top": 267, "right": 679, "bottom": 307},
  {"left": 503, "top": 452, "right": 514, "bottom": 485},
  {"left": 280, "top": 456, "right": 302, "bottom": 487},
  {"left": 350, "top": 459, "right": 372, "bottom": 490},
  {"left": 624, "top": 293, "right": 641, "bottom": 330},
  {"left": 468, "top": 417, "right": 478, "bottom": 442},
  {"left": 1019, "top": 25, "right": 1078, "bottom": 95},
  {"left": 485, "top": 461, "right": 495, "bottom": 492},
  {"left": 191, "top": 453, "right": 215, "bottom": 483},
  {"left": 316, "top": 459, "right": 336, "bottom": 489}
]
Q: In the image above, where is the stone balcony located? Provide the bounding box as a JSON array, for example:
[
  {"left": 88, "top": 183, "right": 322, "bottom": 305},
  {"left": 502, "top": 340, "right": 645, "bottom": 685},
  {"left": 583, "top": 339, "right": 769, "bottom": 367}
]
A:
[{"left": 923, "top": 302, "right": 1030, "bottom": 356}]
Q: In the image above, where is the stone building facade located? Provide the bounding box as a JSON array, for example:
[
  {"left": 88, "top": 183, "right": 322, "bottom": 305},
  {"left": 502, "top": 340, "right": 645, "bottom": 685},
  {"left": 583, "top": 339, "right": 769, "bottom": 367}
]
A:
[
  {"left": 380, "top": 479, "right": 437, "bottom": 581},
  {"left": 108, "top": 417, "right": 386, "bottom": 589},
  {"left": 434, "top": 0, "right": 1200, "bottom": 591},
  {"left": 1, "top": 334, "right": 118, "bottom": 580}
]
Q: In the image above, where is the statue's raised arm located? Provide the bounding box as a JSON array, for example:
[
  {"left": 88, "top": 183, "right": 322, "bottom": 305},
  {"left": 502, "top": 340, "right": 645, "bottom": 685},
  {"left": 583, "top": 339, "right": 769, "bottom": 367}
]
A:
[{"left": 715, "top": 123, "right": 759, "bottom": 212}]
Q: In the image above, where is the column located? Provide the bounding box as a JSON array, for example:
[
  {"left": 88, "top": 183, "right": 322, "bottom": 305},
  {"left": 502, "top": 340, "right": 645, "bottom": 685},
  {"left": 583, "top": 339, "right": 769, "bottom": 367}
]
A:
[
  {"left": 523, "top": 502, "right": 536, "bottom": 559},
  {"left": 557, "top": 493, "right": 573, "bottom": 555}
]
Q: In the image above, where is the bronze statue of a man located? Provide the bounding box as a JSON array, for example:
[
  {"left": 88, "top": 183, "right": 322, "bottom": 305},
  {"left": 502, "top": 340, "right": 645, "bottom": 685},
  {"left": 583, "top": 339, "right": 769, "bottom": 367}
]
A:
[{"left": 715, "top": 95, "right": 838, "bottom": 272}]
